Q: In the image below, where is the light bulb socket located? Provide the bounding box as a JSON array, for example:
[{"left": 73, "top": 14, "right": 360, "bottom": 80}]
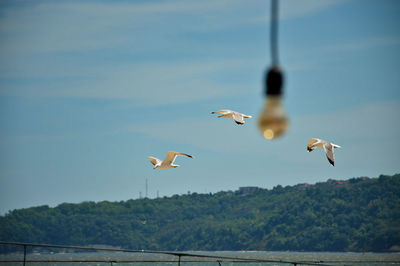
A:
[{"left": 265, "top": 66, "right": 283, "bottom": 96}]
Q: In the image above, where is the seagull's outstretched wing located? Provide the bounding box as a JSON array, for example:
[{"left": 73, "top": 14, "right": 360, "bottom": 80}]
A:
[
  {"left": 307, "top": 138, "right": 321, "bottom": 151},
  {"left": 232, "top": 112, "right": 245, "bottom": 125},
  {"left": 323, "top": 142, "right": 335, "bottom": 166},
  {"left": 211, "top": 110, "right": 232, "bottom": 115},
  {"left": 164, "top": 151, "right": 194, "bottom": 165},
  {"left": 148, "top": 156, "right": 161, "bottom": 166}
]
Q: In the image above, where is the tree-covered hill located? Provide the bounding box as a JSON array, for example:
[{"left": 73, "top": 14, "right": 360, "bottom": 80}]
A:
[{"left": 1, "top": 174, "right": 400, "bottom": 252}]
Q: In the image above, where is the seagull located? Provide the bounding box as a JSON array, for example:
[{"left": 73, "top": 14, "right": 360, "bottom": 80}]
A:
[
  {"left": 211, "top": 110, "right": 252, "bottom": 125},
  {"left": 148, "top": 151, "right": 194, "bottom": 170},
  {"left": 307, "top": 138, "right": 341, "bottom": 166}
]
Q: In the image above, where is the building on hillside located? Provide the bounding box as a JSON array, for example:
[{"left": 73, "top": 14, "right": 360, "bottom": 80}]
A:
[
  {"left": 295, "top": 183, "right": 313, "bottom": 190},
  {"left": 238, "top": 186, "right": 260, "bottom": 195}
]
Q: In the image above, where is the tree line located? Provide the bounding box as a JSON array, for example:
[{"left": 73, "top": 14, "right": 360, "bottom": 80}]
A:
[{"left": 1, "top": 174, "right": 399, "bottom": 253}]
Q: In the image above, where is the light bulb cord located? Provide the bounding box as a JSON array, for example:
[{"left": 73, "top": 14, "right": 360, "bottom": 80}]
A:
[{"left": 270, "top": 0, "right": 279, "bottom": 66}]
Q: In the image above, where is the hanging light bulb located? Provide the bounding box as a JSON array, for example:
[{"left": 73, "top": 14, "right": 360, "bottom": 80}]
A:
[
  {"left": 258, "top": 66, "right": 289, "bottom": 140},
  {"left": 258, "top": 0, "right": 289, "bottom": 140}
]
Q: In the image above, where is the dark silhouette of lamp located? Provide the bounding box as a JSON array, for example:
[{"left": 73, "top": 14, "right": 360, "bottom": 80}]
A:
[{"left": 258, "top": 0, "right": 289, "bottom": 140}]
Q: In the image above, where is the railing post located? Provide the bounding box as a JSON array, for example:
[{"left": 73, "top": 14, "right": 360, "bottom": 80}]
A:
[
  {"left": 178, "top": 254, "right": 181, "bottom": 266},
  {"left": 23, "top": 244, "right": 26, "bottom": 266}
]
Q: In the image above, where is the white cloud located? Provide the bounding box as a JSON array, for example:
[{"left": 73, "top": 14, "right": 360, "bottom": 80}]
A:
[
  {"left": 124, "top": 117, "right": 262, "bottom": 154},
  {"left": 0, "top": 0, "right": 267, "bottom": 104},
  {"left": 280, "top": 0, "right": 349, "bottom": 20},
  {"left": 322, "top": 36, "right": 400, "bottom": 53},
  {"left": 4, "top": 59, "right": 253, "bottom": 105},
  {"left": 0, "top": 57, "right": 260, "bottom": 107},
  {"left": 251, "top": 0, "right": 350, "bottom": 23},
  {"left": 293, "top": 101, "right": 400, "bottom": 140},
  {"left": 0, "top": 0, "right": 254, "bottom": 53},
  {"left": 0, "top": 0, "right": 352, "bottom": 54},
  {"left": 2, "top": 0, "right": 395, "bottom": 107}
]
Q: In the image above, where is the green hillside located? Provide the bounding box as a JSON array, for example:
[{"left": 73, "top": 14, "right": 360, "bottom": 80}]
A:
[{"left": 1, "top": 174, "right": 400, "bottom": 252}]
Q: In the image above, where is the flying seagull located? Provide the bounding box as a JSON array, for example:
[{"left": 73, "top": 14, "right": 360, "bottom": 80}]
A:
[
  {"left": 307, "top": 138, "right": 341, "bottom": 166},
  {"left": 148, "top": 151, "right": 194, "bottom": 170},
  {"left": 211, "top": 110, "right": 252, "bottom": 125}
]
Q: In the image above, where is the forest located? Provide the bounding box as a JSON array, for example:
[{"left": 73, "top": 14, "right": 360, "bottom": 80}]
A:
[{"left": 1, "top": 174, "right": 399, "bottom": 253}]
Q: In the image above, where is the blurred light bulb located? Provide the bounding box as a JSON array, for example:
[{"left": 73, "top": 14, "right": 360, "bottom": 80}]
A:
[
  {"left": 258, "top": 66, "right": 289, "bottom": 140},
  {"left": 258, "top": 95, "right": 289, "bottom": 140}
]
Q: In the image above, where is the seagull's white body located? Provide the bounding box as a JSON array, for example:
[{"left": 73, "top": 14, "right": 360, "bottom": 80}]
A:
[
  {"left": 307, "top": 138, "right": 341, "bottom": 166},
  {"left": 148, "top": 151, "right": 194, "bottom": 170},
  {"left": 211, "top": 109, "right": 252, "bottom": 125}
]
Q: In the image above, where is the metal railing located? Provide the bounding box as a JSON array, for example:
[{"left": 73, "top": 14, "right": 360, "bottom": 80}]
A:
[{"left": 0, "top": 241, "right": 332, "bottom": 265}]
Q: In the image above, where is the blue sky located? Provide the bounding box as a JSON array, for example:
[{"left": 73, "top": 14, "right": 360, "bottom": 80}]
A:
[{"left": 0, "top": 0, "right": 399, "bottom": 214}]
